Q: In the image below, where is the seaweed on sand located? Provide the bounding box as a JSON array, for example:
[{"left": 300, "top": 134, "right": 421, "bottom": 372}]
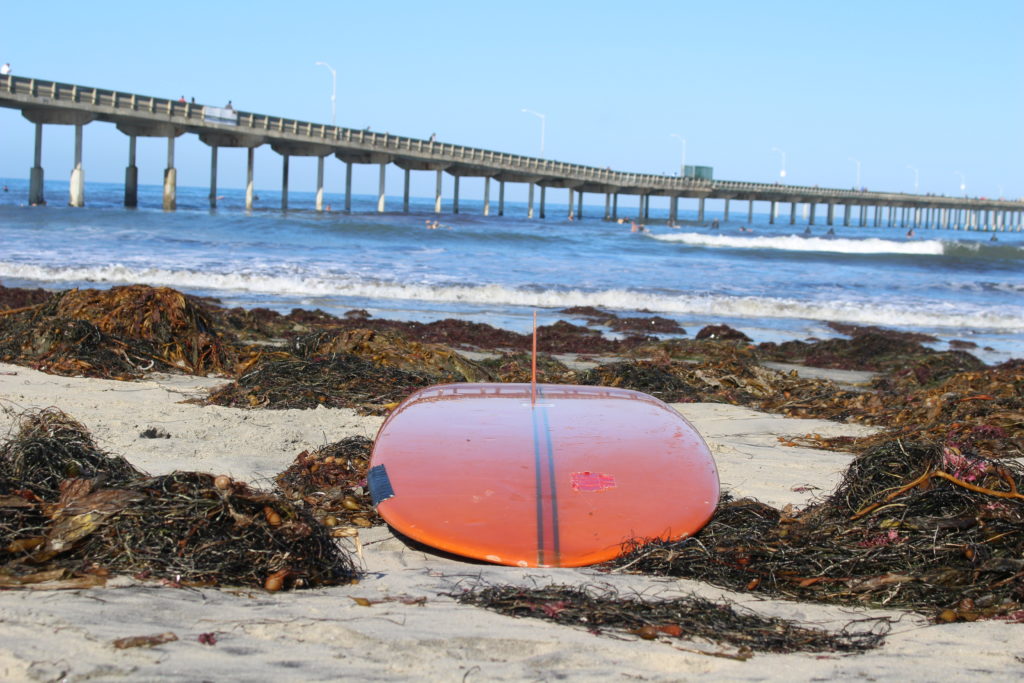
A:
[
  {"left": 455, "top": 584, "right": 887, "bottom": 655},
  {"left": 613, "top": 440, "right": 1024, "bottom": 621},
  {"left": 0, "top": 409, "right": 358, "bottom": 590},
  {"left": 276, "top": 437, "right": 380, "bottom": 531},
  {"left": 201, "top": 353, "right": 445, "bottom": 415},
  {"left": 0, "top": 285, "right": 242, "bottom": 378}
]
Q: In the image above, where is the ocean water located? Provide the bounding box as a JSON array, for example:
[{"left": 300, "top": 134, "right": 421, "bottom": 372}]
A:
[{"left": 1, "top": 178, "right": 1022, "bottom": 363}]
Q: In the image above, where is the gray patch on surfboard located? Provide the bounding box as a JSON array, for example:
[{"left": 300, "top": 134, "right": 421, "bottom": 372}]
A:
[{"left": 368, "top": 464, "right": 395, "bottom": 505}]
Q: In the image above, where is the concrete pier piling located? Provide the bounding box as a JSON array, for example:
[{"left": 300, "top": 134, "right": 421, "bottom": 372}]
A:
[
  {"left": 377, "top": 162, "right": 386, "bottom": 213},
  {"left": 453, "top": 176, "right": 460, "bottom": 214},
  {"left": 69, "top": 123, "right": 85, "bottom": 207},
  {"left": 747, "top": 199, "right": 754, "bottom": 223},
  {"left": 483, "top": 177, "right": 491, "bottom": 216},
  {"left": 29, "top": 122, "right": 44, "bottom": 205},
  {"left": 723, "top": 198, "right": 730, "bottom": 222},
  {"left": 527, "top": 184, "right": 535, "bottom": 219},
  {"left": 499, "top": 181, "right": 505, "bottom": 216},
  {"left": 246, "top": 148, "right": 256, "bottom": 211},
  {"left": 163, "top": 135, "right": 176, "bottom": 212},
  {"left": 124, "top": 135, "right": 138, "bottom": 208},
  {"left": 280, "top": 154, "right": 290, "bottom": 211},
  {"left": 539, "top": 185, "right": 546, "bottom": 219},
  {"left": 209, "top": 145, "right": 219, "bottom": 209},
  {"left": 315, "top": 156, "right": 325, "bottom": 212}
]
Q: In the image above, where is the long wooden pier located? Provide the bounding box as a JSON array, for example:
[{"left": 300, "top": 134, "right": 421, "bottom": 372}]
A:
[{"left": 2, "top": 74, "right": 1021, "bottom": 231}]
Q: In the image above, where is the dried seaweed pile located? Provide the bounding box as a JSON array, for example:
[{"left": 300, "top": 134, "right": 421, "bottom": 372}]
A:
[
  {"left": 614, "top": 440, "right": 1024, "bottom": 620},
  {"left": 276, "top": 437, "right": 379, "bottom": 533},
  {"left": 294, "top": 328, "right": 493, "bottom": 382},
  {"left": 455, "top": 585, "right": 886, "bottom": 655},
  {"left": 0, "top": 285, "right": 242, "bottom": 378},
  {"left": 783, "top": 359, "right": 1023, "bottom": 457},
  {"left": 201, "top": 352, "right": 446, "bottom": 415},
  {"left": 0, "top": 409, "right": 357, "bottom": 590}
]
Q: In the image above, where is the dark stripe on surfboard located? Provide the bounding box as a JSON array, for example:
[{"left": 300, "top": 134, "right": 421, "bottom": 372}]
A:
[
  {"left": 529, "top": 386, "right": 561, "bottom": 566},
  {"left": 530, "top": 395, "right": 547, "bottom": 565},
  {"left": 539, "top": 386, "right": 561, "bottom": 566}
]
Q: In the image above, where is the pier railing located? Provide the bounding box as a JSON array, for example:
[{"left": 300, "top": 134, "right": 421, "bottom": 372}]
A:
[{"left": 2, "top": 73, "right": 1021, "bottom": 216}]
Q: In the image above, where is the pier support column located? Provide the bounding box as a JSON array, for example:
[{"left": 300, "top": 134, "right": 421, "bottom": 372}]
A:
[
  {"left": 747, "top": 199, "right": 754, "bottom": 223},
  {"left": 281, "top": 154, "right": 290, "bottom": 211},
  {"left": 605, "top": 193, "right": 611, "bottom": 221},
  {"left": 539, "top": 185, "right": 546, "bottom": 219},
  {"left": 698, "top": 197, "right": 705, "bottom": 223},
  {"left": 498, "top": 180, "right": 505, "bottom": 216},
  {"left": 163, "top": 135, "right": 177, "bottom": 212},
  {"left": 873, "top": 205, "right": 881, "bottom": 227},
  {"left": 483, "top": 177, "right": 490, "bottom": 216},
  {"left": 669, "top": 196, "right": 678, "bottom": 224},
  {"left": 527, "top": 183, "right": 535, "bottom": 219},
  {"left": 344, "top": 162, "right": 353, "bottom": 212},
  {"left": 402, "top": 168, "right": 410, "bottom": 212},
  {"left": 859, "top": 205, "right": 867, "bottom": 227},
  {"left": 434, "top": 170, "right": 442, "bottom": 214},
  {"left": 577, "top": 190, "right": 583, "bottom": 218},
  {"left": 808, "top": 203, "right": 816, "bottom": 225},
  {"left": 768, "top": 200, "right": 776, "bottom": 225},
  {"left": 453, "top": 176, "right": 460, "bottom": 214},
  {"left": 246, "top": 148, "right": 255, "bottom": 211},
  {"left": 568, "top": 188, "right": 574, "bottom": 220},
  {"left": 644, "top": 195, "right": 651, "bottom": 220},
  {"left": 69, "top": 123, "right": 85, "bottom": 207},
  {"left": 723, "top": 198, "right": 730, "bottom": 222},
  {"left": 29, "top": 122, "right": 45, "bottom": 205},
  {"left": 612, "top": 193, "right": 618, "bottom": 220},
  {"left": 209, "top": 145, "right": 219, "bottom": 209},
  {"left": 887, "top": 205, "right": 894, "bottom": 227},
  {"left": 124, "top": 135, "right": 138, "bottom": 208},
  {"left": 913, "top": 207, "right": 921, "bottom": 228},
  {"left": 826, "top": 203, "right": 834, "bottom": 226},
  {"left": 376, "top": 162, "right": 386, "bottom": 213},
  {"left": 842, "top": 204, "right": 850, "bottom": 226},
  {"left": 315, "top": 156, "right": 325, "bottom": 212},
  {"left": 789, "top": 201, "right": 796, "bottom": 225}
]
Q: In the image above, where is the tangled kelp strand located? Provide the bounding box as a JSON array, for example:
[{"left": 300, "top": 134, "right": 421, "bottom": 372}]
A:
[
  {"left": 455, "top": 584, "right": 887, "bottom": 655},
  {"left": 613, "top": 440, "right": 1024, "bottom": 619},
  {"left": 0, "top": 409, "right": 358, "bottom": 590},
  {"left": 276, "top": 437, "right": 379, "bottom": 530}
]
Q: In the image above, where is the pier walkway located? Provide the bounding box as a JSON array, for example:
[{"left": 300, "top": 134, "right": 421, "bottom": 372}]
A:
[{"left": 2, "top": 74, "right": 1020, "bottom": 231}]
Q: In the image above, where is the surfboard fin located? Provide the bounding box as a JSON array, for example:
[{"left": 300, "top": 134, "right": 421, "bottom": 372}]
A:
[{"left": 531, "top": 311, "right": 538, "bottom": 406}]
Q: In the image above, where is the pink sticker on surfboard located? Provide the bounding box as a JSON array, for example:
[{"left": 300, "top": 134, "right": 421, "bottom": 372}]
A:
[{"left": 571, "top": 471, "right": 617, "bottom": 492}]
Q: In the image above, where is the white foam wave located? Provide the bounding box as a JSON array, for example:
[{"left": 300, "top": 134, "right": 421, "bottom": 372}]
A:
[
  {"left": 2, "top": 261, "right": 1022, "bottom": 333},
  {"left": 648, "top": 231, "right": 946, "bottom": 256}
]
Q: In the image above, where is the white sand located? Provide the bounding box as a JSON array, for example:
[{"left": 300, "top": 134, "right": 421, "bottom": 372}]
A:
[{"left": 0, "top": 362, "right": 1019, "bottom": 681}]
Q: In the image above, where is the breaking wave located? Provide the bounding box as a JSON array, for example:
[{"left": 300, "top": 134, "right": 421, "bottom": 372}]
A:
[{"left": 2, "top": 261, "right": 1022, "bottom": 333}]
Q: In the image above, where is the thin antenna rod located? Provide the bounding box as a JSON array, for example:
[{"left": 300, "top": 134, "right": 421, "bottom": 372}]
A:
[{"left": 531, "top": 311, "right": 538, "bottom": 406}]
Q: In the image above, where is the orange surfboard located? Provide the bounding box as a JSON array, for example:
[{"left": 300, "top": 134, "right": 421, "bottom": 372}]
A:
[{"left": 368, "top": 383, "right": 719, "bottom": 567}]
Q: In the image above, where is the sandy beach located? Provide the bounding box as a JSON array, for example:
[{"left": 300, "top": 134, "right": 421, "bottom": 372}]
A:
[{"left": 1, "top": 361, "right": 1021, "bottom": 681}]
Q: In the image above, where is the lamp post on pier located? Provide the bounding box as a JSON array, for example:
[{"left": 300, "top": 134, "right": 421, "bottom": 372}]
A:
[
  {"left": 849, "top": 157, "right": 861, "bottom": 189},
  {"left": 771, "top": 147, "right": 786, "bottom": 183},
  {"left": 314, "top": 61, "right": 337, "bottom": 125},
  {"left": 906, "top": 165, "right": 919, "bottom": 193},
  {"left": 955, "top": 171, "right": 966, "bottom": 196},
  {"left": 521, "top": 108, "right": 546, "bottom": 157},
  {"left": 670, "top": 133, "right": 686, "bottom": 177}
]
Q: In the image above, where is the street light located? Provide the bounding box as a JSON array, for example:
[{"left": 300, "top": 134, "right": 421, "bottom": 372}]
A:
[
  {"left": 849, "top": 157, "right": 861, "bottom": 189},
  {"left": 670, "top": 133, "right": 687, "bottom": 177},
  {"left": 771, "top": 147, "right": 786, "bottom": 182},
  {"left": 521, "top": 108, "right": 546, "bottom": 157},
  {"left": 955, "top": 171, "right": 966, "bottom": 196},
  {"left": 314, "top": 61, "right": 337, "bottom": 125},
  {"left": 906, "top": 165, "right": 919, "bottom": 193}
]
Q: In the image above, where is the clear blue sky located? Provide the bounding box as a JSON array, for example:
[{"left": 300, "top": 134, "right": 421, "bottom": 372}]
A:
[{"left": 1, "top": 0, "right": 1021, "bottom": 201}]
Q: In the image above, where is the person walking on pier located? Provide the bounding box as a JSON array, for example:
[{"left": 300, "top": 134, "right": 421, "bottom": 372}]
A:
[{"left": 0, "top": 63, "right": 10, "bottom": 76}]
